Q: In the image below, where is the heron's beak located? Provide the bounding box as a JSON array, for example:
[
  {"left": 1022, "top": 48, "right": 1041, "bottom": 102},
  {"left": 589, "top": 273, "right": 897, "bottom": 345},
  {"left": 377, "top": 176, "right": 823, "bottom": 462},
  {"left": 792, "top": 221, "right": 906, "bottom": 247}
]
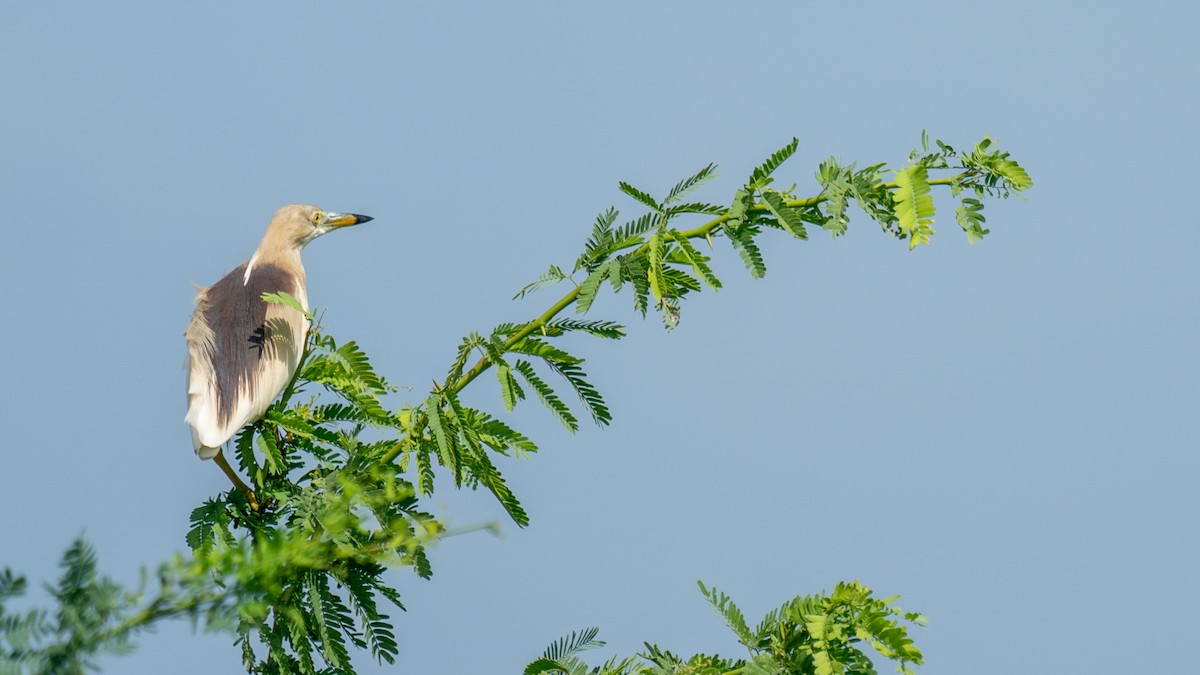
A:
[{"left": 323, "top": 212, "right": 374, "bottom": 230}]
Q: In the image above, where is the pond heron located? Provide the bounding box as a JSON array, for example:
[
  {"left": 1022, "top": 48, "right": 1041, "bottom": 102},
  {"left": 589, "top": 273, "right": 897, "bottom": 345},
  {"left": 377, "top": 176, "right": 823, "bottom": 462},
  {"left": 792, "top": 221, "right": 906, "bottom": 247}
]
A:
[{"left": 184, "top": 204, "right": 372, "bottom": 496}]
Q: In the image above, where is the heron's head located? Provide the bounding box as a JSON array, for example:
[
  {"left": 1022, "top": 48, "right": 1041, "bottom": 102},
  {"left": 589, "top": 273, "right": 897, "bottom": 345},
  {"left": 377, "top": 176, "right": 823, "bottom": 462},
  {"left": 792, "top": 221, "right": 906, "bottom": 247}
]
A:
[{"left": 265, "top": 204, "right": 374, "bottom": 249}]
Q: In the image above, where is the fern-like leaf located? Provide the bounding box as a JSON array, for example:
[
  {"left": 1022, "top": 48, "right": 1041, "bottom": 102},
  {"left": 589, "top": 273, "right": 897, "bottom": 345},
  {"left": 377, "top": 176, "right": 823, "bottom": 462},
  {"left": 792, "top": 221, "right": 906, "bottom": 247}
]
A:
[
  {"left": 619, "top": 254, "right": 651, "bottom": 316},
  {"left": 542, "top": 627, "right": 604, "bottom": 661},
  {"left": 232, "top": 426, "right": 264, "bottom": 488},
  {"left": 664, "top": 163, "right": 717, "bottom": 204},
  {"left": 185, "top": 498, "right": 228, "bottom": 553},
  {"left": 647, "top": 230, "right": 667, "bottom": 304},
  {"left": 508, "top": 337, "right": 581, "bottom": 366},
  {"left": 257, "top": 428, "right": 285, "bottom": 475},
  {"left": 307, "top": 575, "right": 354, "bottom": 670},
  {"left": 261, "top": 290, "right": 315, "bottom": 321},
  {"left": 514, "top": 360, "right": 579, "bottom": 431},
  {"left": 524, "top": 657, "right": 569, "bottom": 675},
  {"left": 515, "top": 264, "right": 569, "bottom": 299},
  {"left": 759, "top": 191, "right": 809, "bottom": 239},
  {"left": 698, "top": 581, "right": 754, "bottom": 647},
  {"left": 670, "top": 230, "right": 722, "bottom": 290},
  {"left": 541, "top": 319, "right": 626, "bottom": 340},
  {"left": 546, "top": 360, "right": 610, "bottom": 426},
  {"left": 892, "top": 164, "right": 936, "bottom": 249},
  {"left": 334, "top": 341, "right": 388, "bottom": 395},
  {"left": 618, "top": 181, "right": 661, "bottom": 212},
  {"left": 663, "top": 201, "right": 726, "bottom": 216},
  {"left": 749, "top": 137, "right": 798, "bottom": 189},
  {"left": 463, "top": 445, "right": 528, "bottom": 526},
  {"left": 955, "top": 196, "right": 988, "bottom": 243},
  {"left": 265, "top": 409, "right": 343, "bottom": 446},
  {"left": 461, "top": 406, "right": 540, "bottom": 456},
  {"left": 425, "top": 396, "right": 460, "bottom": 483},
  {"left": 496, "top": 364, "right": 525, "bottom": 412},
  {"left": 575, "top": 261, "right": 613, "bottom": 315},
  {"left": 611, "top": 212, "right": 657, "bottom": 248},
  {"left": 726, "top": 225, "right": 767, "bottom": 278}
]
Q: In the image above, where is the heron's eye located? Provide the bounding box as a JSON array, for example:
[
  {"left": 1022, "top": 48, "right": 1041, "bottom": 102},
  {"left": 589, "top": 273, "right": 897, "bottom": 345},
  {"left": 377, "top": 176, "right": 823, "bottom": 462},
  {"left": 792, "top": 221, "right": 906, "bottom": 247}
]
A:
[{"left": 310, "top": 210, "right": 324, "bottom": 225}]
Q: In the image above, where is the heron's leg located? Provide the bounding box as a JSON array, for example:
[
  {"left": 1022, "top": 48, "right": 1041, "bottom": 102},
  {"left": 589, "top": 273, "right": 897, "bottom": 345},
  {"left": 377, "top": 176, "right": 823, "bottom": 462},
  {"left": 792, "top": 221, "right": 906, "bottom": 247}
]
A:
[{"left": 214, "top": 449, "right": 260, "bottom": 511}]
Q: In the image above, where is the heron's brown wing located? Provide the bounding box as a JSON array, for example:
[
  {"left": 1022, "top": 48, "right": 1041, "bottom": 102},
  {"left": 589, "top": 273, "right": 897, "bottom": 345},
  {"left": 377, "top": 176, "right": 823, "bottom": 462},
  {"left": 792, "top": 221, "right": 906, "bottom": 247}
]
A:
[{"left": 184, "top": 262, "right": 307, "bottom": 455}]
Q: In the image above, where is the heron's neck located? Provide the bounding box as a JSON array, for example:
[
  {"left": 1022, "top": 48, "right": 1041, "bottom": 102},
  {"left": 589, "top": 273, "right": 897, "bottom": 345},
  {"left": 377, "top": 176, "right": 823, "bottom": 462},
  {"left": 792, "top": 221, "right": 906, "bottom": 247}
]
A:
[{"left": 244, "top": 238, "right": 306, "bottom": 288}]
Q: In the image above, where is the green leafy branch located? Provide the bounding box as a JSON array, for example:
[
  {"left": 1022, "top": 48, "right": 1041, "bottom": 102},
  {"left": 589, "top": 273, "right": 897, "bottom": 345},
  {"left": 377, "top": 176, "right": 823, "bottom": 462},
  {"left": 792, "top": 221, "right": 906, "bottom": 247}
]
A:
[
  {"left": 525, "top": 581, "right": 925, "bottom": 675},
  {"left": 384, "top": 134, "right": 1031, "bottom": 524},
  {"left": 0, "top": 540, "right": 234, "bottom": 675}
]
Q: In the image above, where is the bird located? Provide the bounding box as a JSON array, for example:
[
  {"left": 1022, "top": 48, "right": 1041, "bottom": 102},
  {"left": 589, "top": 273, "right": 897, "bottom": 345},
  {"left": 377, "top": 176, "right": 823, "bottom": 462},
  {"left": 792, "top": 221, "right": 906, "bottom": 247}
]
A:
[{"left": 184, "top": 204, "right": 373, "bottom": 497}]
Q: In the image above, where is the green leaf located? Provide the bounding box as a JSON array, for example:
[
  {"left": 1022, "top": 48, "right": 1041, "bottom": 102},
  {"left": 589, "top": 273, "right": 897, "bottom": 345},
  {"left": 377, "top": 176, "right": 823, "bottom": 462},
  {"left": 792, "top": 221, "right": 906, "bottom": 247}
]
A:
[
  {"left": 0, "top": 569, "right": 27, "bottom": 602},
  {"left": 670, "top": 230, "right": 722, "bottom": 290},
  {"left": 441, "top": 332, "right": 485, "bottom": 387},
  {"left": 415, "top": 443, "right": 435, "bottom": 496},
  {"left": 607, "top": 257, "right": 623, "bottom": 291},
  {"left": 997, "top": 159, "right": 1033, "bottom": 190},
  {"left": 425, "top": 396, "right": 460, "bottom": 483},
  {"left": 333, "top": 341, "right": 389, "bottom": 395},
  {"left": 726, "top": 225, "right": 766, "bottom": 278},
  {"left": 265, "top": 409, "right": 342, "bottom": 446},
  {"left": 541, "top": 627, "right": 604, "bottom": 661},
  {"left": 664, "top": 201, "right": 726, "bottom": 216},
  {"left": 618, "top": 254, "right": 651, "bottom": 316},
  {"left": 749, "top": 137, "right": 798, "bottom": 189},
  {"left": 955, "top": 196, "right": 989, "bottom": 243},
  {"left": 728, "top": 188, "right": 751, "bottom": 227},
  {"left": 744, "top": 653, "right": 786, "bottom": 675},
  {"left": 611, "top": 212, "right": 657, "bottom": 249},
  {"left": 542, "top": 319, "right": 626, "bottom": 340},
  {"left": 524, "top": 657, "right": 568, "bottom": 675},
  {"left": 647, "top": 230, "right": 667, "bottom": 304},
  {"left": 573, "top": 208, "right": 620, "bottom": 272},
  {"left": 463, "top": 445, "right": 528, "bottom": 526},
  {"left": 815, "top": 159, "right": 851, "bottom": 237},
  {"left": 310, "top": 402, "right": 374, "bottom": 425},
  {"left": 847, "top": 162, "right": 897, "bottom": 233},
  {"left": 547, "top": 360, "right": 610, "bottom": 426},
  {"left": 963, "top": 137, "right": 1033, "bottom": 193},
  {"left": 618, "top": 181, "right": 661, "bottom": 212},
  {"left": 759, "top": 191, "right": 809, "bottom": 239},
  {"left": 575, "top": 261, "right": 613, "bottom": 315},
  {"left": 461, "top": 406, "right": 540, "bottom": 456},
  {"left": 515, "top": 264, "right": 569, "bottom": 299},
  {"left": 261, "top": 291, "right": 313, "bottom": 321},
  {"left": 664, "top": 163, "right": 717, "bottom": 204},
  {"left": 185, "top": 498, "right": 230, "bottom": 553},
  {"left": 892, "top": 164, "right": 936, "bottom": 249},
  {"left": 257, "top": 428, "right": 285, "bottom": 474},
  {"left": 508, "top": 337, "right": 582, "bottom": 365},
  {"left": 697, "top": 581, "right": 753, "bottom": 646},
  {"left": 309, "top": 574, "right": 354, "bottom": 669},
  {"left": 234, "top": 426, "right": 263, "bottom": 487},
  {"left": 514, "top": 360, "right": 579, "bottom": 432},
  {"left": 496, "top": 364, "right": 524, "bottom": 412}
]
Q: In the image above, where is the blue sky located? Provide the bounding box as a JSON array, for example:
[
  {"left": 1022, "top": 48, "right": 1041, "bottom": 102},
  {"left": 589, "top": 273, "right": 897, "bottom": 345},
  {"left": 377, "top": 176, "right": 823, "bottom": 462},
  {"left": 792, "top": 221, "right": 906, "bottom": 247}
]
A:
[{"left": 1, "top": 2, "right": 1196, "bottom": 673}]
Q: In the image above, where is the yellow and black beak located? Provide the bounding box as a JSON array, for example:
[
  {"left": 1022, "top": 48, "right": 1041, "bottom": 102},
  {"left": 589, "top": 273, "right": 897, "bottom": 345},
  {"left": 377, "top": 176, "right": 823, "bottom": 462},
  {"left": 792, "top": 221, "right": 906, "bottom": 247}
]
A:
[{"left": 322, "top": 212, "right": 374, "bottom": 230}]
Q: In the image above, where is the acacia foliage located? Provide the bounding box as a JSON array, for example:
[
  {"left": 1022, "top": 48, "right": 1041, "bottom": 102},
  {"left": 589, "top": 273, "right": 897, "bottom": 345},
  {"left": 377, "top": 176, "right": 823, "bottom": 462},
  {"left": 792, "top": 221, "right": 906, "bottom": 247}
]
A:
[
  {"left": 527, "top": 581, "right": 925, "bottom": 675},
  {"left": 0, "top": 135, "right": 1030, "bottom": 673}
]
